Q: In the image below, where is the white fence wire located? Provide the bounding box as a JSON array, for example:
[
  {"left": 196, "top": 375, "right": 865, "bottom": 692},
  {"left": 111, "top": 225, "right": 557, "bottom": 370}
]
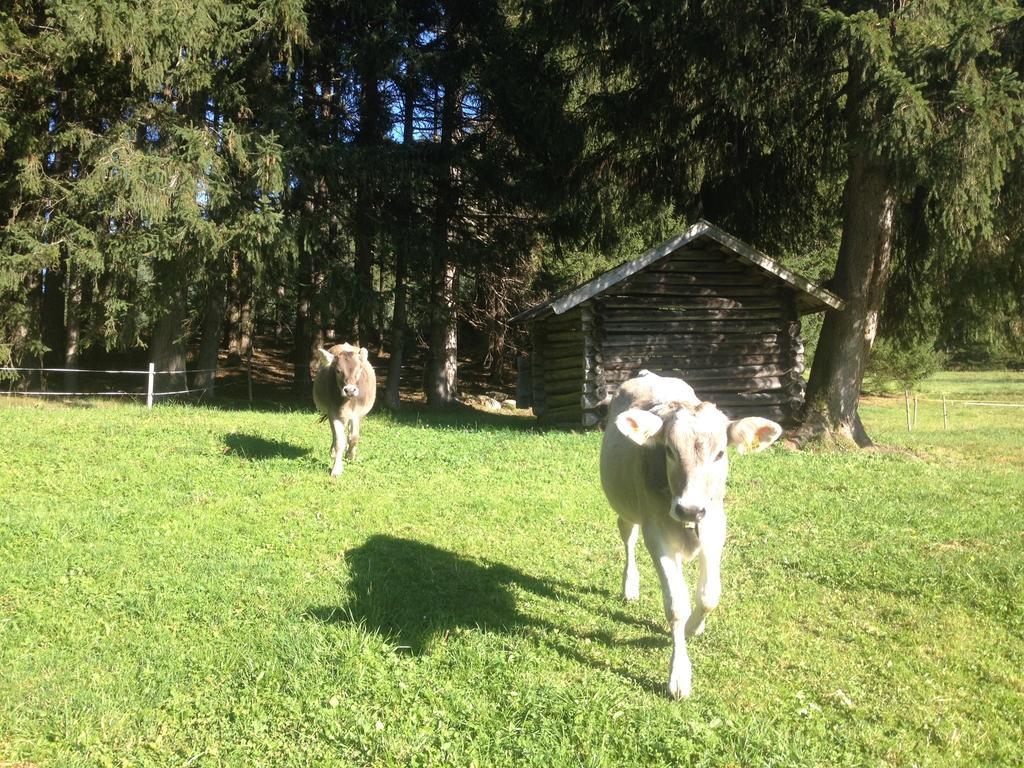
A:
[
  {"left": 1, "top": 363, "right": 251, "bottom": 407},
  {"left": 3, "top": 364, "right": 1019, "bottom": 420},
  {"left": 898, "top": 390, "right": 1024, "bottom": 432}
]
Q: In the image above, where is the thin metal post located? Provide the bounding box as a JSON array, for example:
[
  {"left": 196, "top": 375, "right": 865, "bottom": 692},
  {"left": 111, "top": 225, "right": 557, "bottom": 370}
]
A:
[
  {"left": 913, "top": 396, "right": 918, "bottom": 429},
  {"left": 146, "top": 363, "right": 155, "bottom": 409},
  {"left": 942, "top": 394, "right": 948, "bottom": 430},
  {"left": 905, "top": 390, "right": 911, "bottom": 432}
]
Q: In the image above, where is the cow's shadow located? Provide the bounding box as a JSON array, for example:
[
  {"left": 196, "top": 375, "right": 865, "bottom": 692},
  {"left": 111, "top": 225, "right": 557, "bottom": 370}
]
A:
[
  {"left": 223, "top": 432, "right": 310, "bottom": 460},
  {"left": 307, "top": 535, "right": 558, "bottom": 653},
  {"left": 304, "top": 535, "right": 669, "bottom": 694},
  {"left": 381, "top": 403, "right": 539, "bottom": 433}
]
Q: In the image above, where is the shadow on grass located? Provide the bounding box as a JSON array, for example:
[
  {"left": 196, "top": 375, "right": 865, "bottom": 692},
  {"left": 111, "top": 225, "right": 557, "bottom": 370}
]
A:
[
  {"left": 158, "top": 389, "right": 584, "bottom": 436},
  {"left": 379, "top": 401, "right": 540, "bottom": 433},
  {"left": 304, "top": 535, "right": 667, "bottom": 695},
  {"left": 307, "top": 535, "right": 558, "bottom": 653},
  {"left": 223, "top": 432, "right": 310, "bottom": 460},
  {"left": 177, "top": 393, "right": 309, "bottom": 414}
]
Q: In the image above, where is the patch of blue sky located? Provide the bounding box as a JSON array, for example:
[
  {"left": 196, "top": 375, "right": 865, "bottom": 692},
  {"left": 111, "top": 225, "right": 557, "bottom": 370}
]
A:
[{"left": 197, "top": 179, "right": 210, "bottom": 208}]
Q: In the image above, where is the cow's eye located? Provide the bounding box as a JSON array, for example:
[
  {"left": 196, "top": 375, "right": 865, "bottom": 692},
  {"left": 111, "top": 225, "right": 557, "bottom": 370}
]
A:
[{"left": 714, "top": 450, "right": 725, "bottom": 462}]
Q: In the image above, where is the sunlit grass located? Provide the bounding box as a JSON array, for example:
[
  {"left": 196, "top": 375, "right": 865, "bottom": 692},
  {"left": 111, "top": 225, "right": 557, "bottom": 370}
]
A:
[
  {"left": 916, "top": 370, "right": 1024, "bottom": 401},
  {"left": 1, "top": 373, "right": 1021, "bottom": 767}
]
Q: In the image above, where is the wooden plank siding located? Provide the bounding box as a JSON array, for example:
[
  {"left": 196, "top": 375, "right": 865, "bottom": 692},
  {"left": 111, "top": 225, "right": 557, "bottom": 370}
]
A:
[
  {"left": 528, "top": 308, "right": 585, "bottom": 425},
  {"left": 581, "top": 304, "right": 603, "bottom": 427},
  {"left": 514, "top": 221, "right": 839, "bottom": 429},
  {"left": 588, "top": 248, "right": 806, "bottom": 425}
]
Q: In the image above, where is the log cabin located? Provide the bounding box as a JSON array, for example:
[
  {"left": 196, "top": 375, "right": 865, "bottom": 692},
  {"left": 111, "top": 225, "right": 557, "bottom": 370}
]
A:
[{"left": 510, "top": 220, "right": 844, "bottom": 427}]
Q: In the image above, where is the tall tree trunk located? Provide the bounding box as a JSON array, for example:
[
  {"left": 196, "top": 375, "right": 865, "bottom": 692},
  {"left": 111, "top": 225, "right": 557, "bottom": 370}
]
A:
[
  {"left": 427, "top": 81, "right": 461, "bottom": 407},
  {"left": 149, "top": 260, "right": 189, "bottom": 394},
  {"left": 427, "top": 240, "right": 459, "bottom": 407},
  {"left": 477, "top": 265, "right": 510, "bottom": 386},
  {"left": 225, "top": 254, "right": 242, "bottom": 361},
  {"left": 41, "top": 259, "right": 65, "bottom": 372},
  {"left": 353, "top": 203, "right": 376, "bottom": 349},
  {"left": 194, "top": 270, "right": 227, "bottom": 393},
  {"left": 797, "top": 60, "right": 896, "bottom": 446},
  {"left": 385, "top": 249, "right": 408, "bottom": 408},
  {"left": 63, "top": 258, "right": 83, "bottom": 392},
  {"left": 485, "top": 289, "right": 508, "bottom": 386},
  {"left": 237, "top": 267, "right": 253, "bottom": 361},
  {"left": 226, "top": 256, "right": 253, "bottom": 364},
  {"left": 426, "top": 245, "right": 456, "bottom": 408},
  {"left": 385, "top": 79, "right": 416, "bottom": 409},
  {"left": 42, "top": 92, "right": 70, "bottom": 379},
  {"left": 312, "top": 293, "right": 325, "bottom": 354},
  {"left": 353, "top": 68, "right": 383, "bottom": 349},
  {"left": 16, "top": 272, "right": 43, "bottom": 390},
  {"left": 292, "top": 224, "right": 315, "bottom": 396},
  {"left": 274, "top": 283, "right": 287, "bottom": 340}
]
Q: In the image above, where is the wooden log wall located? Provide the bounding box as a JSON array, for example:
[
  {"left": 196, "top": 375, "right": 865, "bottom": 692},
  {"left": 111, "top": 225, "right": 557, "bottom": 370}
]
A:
[
  {"left": 530, "top": 323, "right": 547, "bottom": 417},
  {"left": 515, "top": 354, "right": 533, "bottom": 408},
  {"left": 589, "top": 242, "right": 807, "bottom": 425},
  {"left": 581, "top": 304, "right": 603, "bottom": 427},
  {"left": 528, "top": 308, "right": 585, "bottom": 425}
]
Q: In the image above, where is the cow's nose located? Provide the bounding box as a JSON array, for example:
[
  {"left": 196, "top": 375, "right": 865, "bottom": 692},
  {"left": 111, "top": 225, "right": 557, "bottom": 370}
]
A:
[
  {"left": 674, "top": 504, "right": 706, "bottom": 523},
  {"left": 342, "top": 385, "right": 359, "bottom": 398}
]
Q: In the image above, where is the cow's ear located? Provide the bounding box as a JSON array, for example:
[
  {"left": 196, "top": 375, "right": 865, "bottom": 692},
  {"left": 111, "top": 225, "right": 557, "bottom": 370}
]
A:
[
  {"left": 316, "top": 348, "right": 334, "bottom": 368},
  {"left": 727, "top": 417, "right": 782, "bottom": 454},
  {"left": 615, "top": 408, "right": 665, "bottom": 446},
  {"left": 359, "top": 347, "right": 369, "bottom": 363}
]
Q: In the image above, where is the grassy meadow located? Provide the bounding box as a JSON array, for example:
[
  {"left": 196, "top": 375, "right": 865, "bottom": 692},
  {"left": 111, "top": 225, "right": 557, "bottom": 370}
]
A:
[{"left": 1, "top": 372, "right": 1022, "bottom": 767}]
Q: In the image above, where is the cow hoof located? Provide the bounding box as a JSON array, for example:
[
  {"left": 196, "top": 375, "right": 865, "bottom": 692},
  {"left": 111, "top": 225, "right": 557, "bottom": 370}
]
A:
[
  {"left": 330, "top": 467, "right": 343, "bottom": 478},
  {"left": 623, "top": 571, "right": 640, "bottom": 602},
  {"left": 684, "top": 620, "right": 705, "bottom": 639},
  {"left": 668, "top": 674, "right": 692, "bottom": 700}
]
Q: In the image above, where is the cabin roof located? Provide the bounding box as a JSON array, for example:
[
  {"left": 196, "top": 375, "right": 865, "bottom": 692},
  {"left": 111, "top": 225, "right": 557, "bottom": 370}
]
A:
[{"left": 510, "top": 220, "right": 844, "bottom": 323}]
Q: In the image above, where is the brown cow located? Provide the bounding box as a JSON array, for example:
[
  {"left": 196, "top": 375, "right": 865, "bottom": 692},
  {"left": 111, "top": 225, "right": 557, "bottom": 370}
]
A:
[{"left": 312, "top": 343, "right": 377, "bottom": 476}]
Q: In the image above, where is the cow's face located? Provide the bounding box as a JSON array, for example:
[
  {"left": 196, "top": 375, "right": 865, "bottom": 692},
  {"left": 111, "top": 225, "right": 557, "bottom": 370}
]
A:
[
  {"left": 615, "top": 402, "right": 782, "bottom": 526},
  {"left": 331, "top": 346, "right": 369, "bottom": 399}
]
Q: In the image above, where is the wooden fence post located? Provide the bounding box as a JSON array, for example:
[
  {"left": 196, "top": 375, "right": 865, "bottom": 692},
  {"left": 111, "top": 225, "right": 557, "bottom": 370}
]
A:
[
  {"left": 913, "top": 395, "right": 918, "bottom": 429},
  {"left": 146, "top": 363, "right": 155, "bottom": 409}
]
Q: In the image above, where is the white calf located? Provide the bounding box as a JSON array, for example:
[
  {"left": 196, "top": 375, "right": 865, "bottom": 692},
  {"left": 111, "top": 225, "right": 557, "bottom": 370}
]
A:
[{"left": 600, "top": 372, "right": 781, "bottom": 698}]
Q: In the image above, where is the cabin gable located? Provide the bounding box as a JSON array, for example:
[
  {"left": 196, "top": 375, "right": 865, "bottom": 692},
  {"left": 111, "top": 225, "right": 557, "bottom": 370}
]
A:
[{"left": 514, "top": 222, "right": 844, "bottom": 427}]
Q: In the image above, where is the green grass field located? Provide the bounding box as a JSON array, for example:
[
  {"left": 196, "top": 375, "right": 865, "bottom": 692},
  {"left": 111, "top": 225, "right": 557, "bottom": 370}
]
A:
[
  {"left": 1, "top": 373, "right": 1022, "bottom": 767},
  {"left": 915, "top": 370, "right": 1024, "bottom": 400}
]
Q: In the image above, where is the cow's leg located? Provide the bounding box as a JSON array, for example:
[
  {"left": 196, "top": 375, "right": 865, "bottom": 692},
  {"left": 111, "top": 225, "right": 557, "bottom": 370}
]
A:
[
  {"left": 644, "top": 525, "right": 692, "bottom": 699},
  {"left": 344, "top": 415, "right": 360, "bottom": 461},
  {"left": 329, "top": 417, "right": 347, "bottom": 477},
  {"left": 328, "top": 416, "right": 339, "bottom": 458},
  {"left": 686, "top": 526, "right": 725, "bottom": 639},
  {"left": 618, "top": 517, "right": 641, "bottom": 602},
  {"left": 686, "top": 548, "right": 721, "bottom": 638}
]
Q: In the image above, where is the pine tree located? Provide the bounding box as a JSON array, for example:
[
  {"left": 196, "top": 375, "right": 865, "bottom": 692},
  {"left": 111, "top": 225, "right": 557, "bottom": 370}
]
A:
[
  {"left": 798, "top": 1, "right": 1024, "bottom": 445},
  {"left": 516, "top": 0, "right": 1023, "bottom": 443},
  {"left": 1, "top": 0, "right": 298, "bottom": 392}
]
